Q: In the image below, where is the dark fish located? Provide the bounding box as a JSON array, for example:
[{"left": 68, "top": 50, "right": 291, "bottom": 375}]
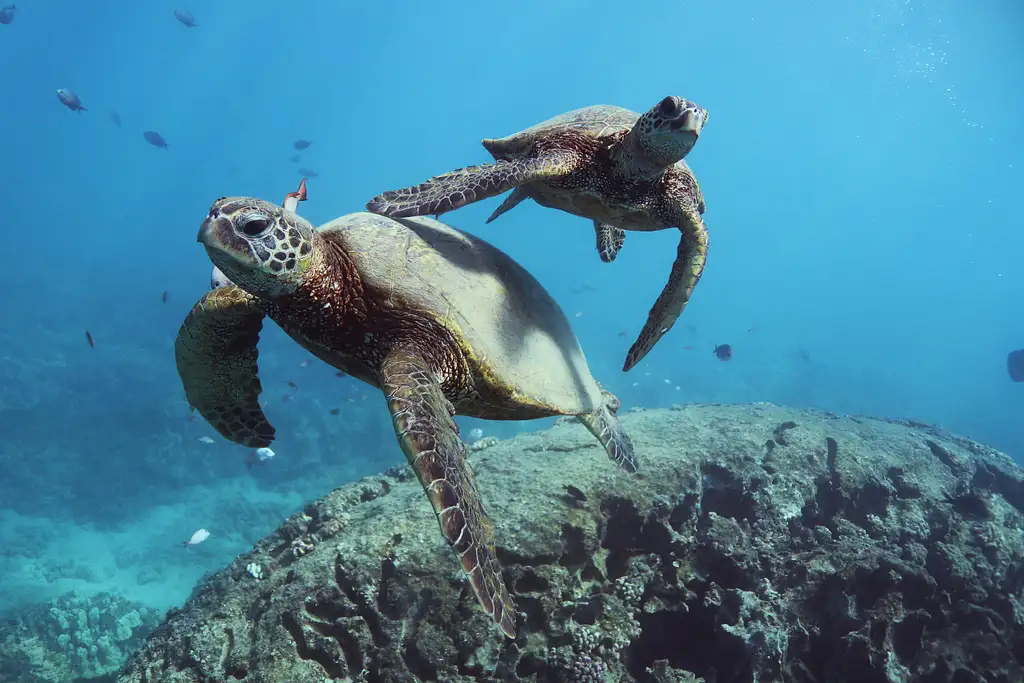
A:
[
  {"left": 109, "top": 111, "right": 121, "bottom": 127},
  {"left": 143, "top": 131, "right": 169, "bottom": 149},
  {"left": 173, "top": 9, "right": 197, "bottom": 27},
  {"left": 329, "top": 408, "right": 341, "bottom": 415},
  {"left": 297, "top": 168, "right": 318, "bottom": 178},
  {"left": 56, "top": 89, "right": 87, "bottom": 112},
  {"left": 713, "top": 344, "right": 732, "bottom": 361},
  {"left": 0, "top": 5, "right": 16, "bottom": 25},
  {"left": 286, "top": 380, "right": 299, "bottom": 390},
  {"left": 335, "top": 371, "right": 345, "bottom": 377},
  {"left": 288, "top": 154, "right": 301, "bottom": 163},
  {"left": 85, "top": 330, "right": 95, "bottom": 348},
  {"left": 161, "top": 290, "right": 169, "bottom": 304},
  {"left": 1008, "top": 349, "right": 1024, "bottom": 382},
  {"left": 293, "top": 140, "right": 312, "bottom": 150},
  {"left": 798, "top": 349, "right": 810, "bottom": 362}
]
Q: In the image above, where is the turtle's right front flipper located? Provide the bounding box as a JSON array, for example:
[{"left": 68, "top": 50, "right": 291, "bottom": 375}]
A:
[
  {"left": 367, "top": 150, "right": 579, "bottom": 219},
  {"left": 381, "top": 348, "right": 517, "bottom": 639},
  {"left": 174, "top": 285, "right": 276, "bottom": 447}
]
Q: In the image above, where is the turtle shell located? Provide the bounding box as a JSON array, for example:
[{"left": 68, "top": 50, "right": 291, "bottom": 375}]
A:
[
  {"left": 318, "top": 212, "right": 604, "bottom": 415},
  {"left": 482, "top": 104, "right": 705, "bottom": 212}
]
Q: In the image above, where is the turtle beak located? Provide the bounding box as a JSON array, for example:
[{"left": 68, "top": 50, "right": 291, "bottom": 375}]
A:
[{"left": 198, "top": 216, "right": 231, "bottom": 247}]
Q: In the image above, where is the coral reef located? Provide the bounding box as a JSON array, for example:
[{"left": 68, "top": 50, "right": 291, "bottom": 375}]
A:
[
  {"left": 118, "top": 404, "right": 1024, "bottom": 682},
  {"left": 0, "top": 591, "right": 159, "bottom": 682}
]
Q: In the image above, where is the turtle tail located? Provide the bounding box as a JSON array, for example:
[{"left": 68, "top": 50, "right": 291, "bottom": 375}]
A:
[{"left": 579, "top": 387, "right": 637, "bottom": 473}]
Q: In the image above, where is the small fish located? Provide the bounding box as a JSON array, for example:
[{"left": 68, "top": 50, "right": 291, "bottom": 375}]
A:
[
  {"left": 0, "top": 5, "right": 15, "bottom": 25},
  {"left": 683, "top": 345, "right": 695, "bottom": 351},
  {"left": 798, "top": 349, "right": 810, "bottom": 362},
  {"left": 143, "top": 131, "right": 169, "bottom": 149},
  {"left": 468, "top": 427, "right": 484, "bottom": 441},
  {"left": 210, "top": 265, "right": 233, "bottom": 290},
  {"left": 187, "top": 414, "right": 197, "bottom": 422},
  {"left": 57, "top": 89, "right": 87, "bottom": 112},
  {"left": 246, "top": 447, "right": 275, "bottom": 470},
  {"left": 293, "top": 140, "right": 312, "bottom": 150},
  {"left": 109, "top": 111, "right": 121, "bottom": 127},
  {"left": 282, "top": 394, "right": 296, "bottom": 402},
  {"left": 297, "top": 168, "right": 319, "bottom": 178},
  {"left": 198, "top": 436, "right": 215, "bottom": 444},
  {"left": 84, "top": 329, "right": 95, "bottom": 348},
  {"left": 161, "top": 290, "right": 168, "bottom": 304},
  {"left": 299, "top": 359, "right": 310, "bottom": 367},
  {"left": 288, "top": 154, "right": 301, "bottom": 163},
  {"left": 286, "top": 380, "right": 299, "bottom": 390},
  {"left": 1008, "top": 349, "right": 1024, "bottom": 382},
  {"left": 173, "top": 9, "right": 197, "bottom": 27},
  {"left": 618, "top": 331, "right": 627, "bottom": 337},
  {"left": 329, "top": 407, "right": 341, "bottom": 415},
  {"left": 713, "top": 344, "right": 732, "bottom": 361},
  {"left": 335, "top": 371, "right": 345, "bottom": 378},
  {"left": 183, "top": 528, "right": 209, "bottom": 546}
]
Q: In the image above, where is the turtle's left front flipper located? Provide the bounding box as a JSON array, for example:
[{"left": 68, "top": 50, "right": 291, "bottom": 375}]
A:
[
  {"left": 623, "top": 211, "right": 708, "bottom": 372},
  {"left": 366, "top": 150, "right": 579, "bottom": 219},
  {"left": 578, "top": 386, "right": 638, "bottom": 472},
  {"left": 381, "top": 348, "right": 517, "bottom": 639},
  {"left": 174, "top": 285, "right": 276, "bottom": 446}
]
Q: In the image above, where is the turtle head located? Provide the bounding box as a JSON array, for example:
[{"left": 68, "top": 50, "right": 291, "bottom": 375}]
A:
[
  {"left": 198, "top": 196, "right": 316, "bottom": 298},
  {"left": 632, "top": 96, "right": 708, "bottom": 165}
]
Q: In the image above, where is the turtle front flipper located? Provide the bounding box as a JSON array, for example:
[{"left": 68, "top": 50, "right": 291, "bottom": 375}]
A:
[
  {"left": 623, "top": 214, "right": 709, "bottom": 372},
  {"left": 485, "top": 186, "right": 529, "bottom": 224},
  {"left": 381, "top": 348, "right": 517, "bottom": 639},
  {"left": 578, "top": 386, "right": 638, "bottom": 472},
  {"left": 594, "top": 221, "right": 626, "bottom": 263},
  {"left": 174, "top": 285, "right": 275, "bottom": 447},
  {"left": 367, "top": 151, "right": 579, "bottom": 219}
]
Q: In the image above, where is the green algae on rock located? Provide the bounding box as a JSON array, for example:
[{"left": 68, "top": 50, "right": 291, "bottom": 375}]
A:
[{"left": 118, "top": 405, "right": 1024, "bottom": 682}]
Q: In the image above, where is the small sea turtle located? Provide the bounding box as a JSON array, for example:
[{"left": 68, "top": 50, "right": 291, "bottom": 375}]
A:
[
  {"left": 366, "top": 96, "right": 710, "bottom": 371},
  {"left": 175, "top": 190, "right": 637, "bottom": 639}
]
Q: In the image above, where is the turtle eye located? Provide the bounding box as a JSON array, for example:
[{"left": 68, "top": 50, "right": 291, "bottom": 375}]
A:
[
  {"left": 239, "top": 217, "right": 271, "bottom": 237},
  {"left": 659, "top": 96, "right": 680, "bottom": 117}
]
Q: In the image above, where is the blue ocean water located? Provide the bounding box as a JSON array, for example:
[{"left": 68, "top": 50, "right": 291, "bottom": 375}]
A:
[{"left": 0, "top": 0, "right": 1021, "bottom": 671}]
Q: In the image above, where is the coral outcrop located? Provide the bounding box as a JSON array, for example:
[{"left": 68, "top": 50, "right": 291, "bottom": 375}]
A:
[
  {"left": 118, "top": 404, "right": 1024, "bottom": 682},
  {"left": 0, "top": 591, "right": 159, "bottom": 682}
]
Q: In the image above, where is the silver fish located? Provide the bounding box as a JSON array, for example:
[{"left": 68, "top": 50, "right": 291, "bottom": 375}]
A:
[
  {"left": 210, "top": 265, "right": 233, "bottom": 290},
  {"left": 56, "top": 89, "right": 86, "bottom": 112},
  {"left": 173, "top": 9, "right": 197, "bottom": 27}
]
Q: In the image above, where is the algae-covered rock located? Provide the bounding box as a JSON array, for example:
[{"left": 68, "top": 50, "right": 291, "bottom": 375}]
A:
[{"left": 118, "top": 405, "right": 1024, "bottom": 682}]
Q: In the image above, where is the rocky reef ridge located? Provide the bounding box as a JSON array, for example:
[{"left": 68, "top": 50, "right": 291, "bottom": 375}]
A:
[{"left": 118, "top": 404, "right": 1024, "bottom": 682}]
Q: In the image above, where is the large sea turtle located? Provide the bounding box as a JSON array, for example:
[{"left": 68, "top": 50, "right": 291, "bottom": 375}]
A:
[
  {"left": 366, "top": 96, "right": 710, "bottom": 372},
  {"left": 174, "top": 190, "right": 637, "bottom": 639}
]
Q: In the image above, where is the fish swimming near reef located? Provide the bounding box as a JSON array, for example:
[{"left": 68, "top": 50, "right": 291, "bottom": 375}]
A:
[
  {"left": 57, "top": 89, "right": 86, "bottom": 112},
  {"left": 173, "top": 9, "right": 197, "bottom": 27},
  {"left": 183, "top": 528, "right": 209, "bottom": 546},
  {"left": 143, "top": 131, "right": 169, "bottom": 149}
]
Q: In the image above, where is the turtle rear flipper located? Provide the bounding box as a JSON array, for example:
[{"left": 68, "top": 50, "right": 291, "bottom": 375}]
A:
[
  {"left": 594, "top": 221, "right": 626, "bottom": 263},
  {"left": 624, "top": 215, "right": 709, "bottom": 371},
  {"left": 174, "top": 285, "right": 275, "bottom": 447},
  {"left": 578, "top": 386, "right": 638, "bottom": 473},
  {"left": 366, "top": 151, "right": 579, "bottom": 220},
  {"left": 485, "top": 186, "right": 529, "bottom": 224},
  {"left": 381, "top": 348, "right": 517, "bottom": 639}
]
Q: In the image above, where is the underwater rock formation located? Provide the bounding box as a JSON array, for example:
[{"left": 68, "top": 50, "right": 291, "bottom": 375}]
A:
[
  {"left": 0, "top": 591, "right": 159, "bottom": 682},
  {"left": 118, "top": 404, "right": 1024, "bottom": 682}
]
